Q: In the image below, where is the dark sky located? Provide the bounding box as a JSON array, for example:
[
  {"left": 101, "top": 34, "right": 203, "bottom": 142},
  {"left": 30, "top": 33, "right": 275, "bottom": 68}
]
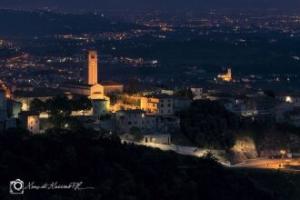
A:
[{"left": 0, "top": 0, "right": 299, "bottom": 11}]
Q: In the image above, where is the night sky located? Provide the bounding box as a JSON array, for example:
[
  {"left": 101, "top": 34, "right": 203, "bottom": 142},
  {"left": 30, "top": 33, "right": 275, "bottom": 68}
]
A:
[{"left": 0, "top": 0, "right": 300, "bottom": 11}]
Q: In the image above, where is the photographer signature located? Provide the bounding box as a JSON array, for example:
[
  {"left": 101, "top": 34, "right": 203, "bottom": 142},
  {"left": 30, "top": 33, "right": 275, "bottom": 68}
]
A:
[{"left": 25, "top": 181, "right": 95, "bottom": 191}]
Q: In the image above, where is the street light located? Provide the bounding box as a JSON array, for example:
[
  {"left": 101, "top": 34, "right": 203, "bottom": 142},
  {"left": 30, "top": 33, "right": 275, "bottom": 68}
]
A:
[
  {"left": 279, "top": 149, "right": 287, "bottom": 169},
  {"left": 280, "top": 150, "right": 287, "bottom": 158}
]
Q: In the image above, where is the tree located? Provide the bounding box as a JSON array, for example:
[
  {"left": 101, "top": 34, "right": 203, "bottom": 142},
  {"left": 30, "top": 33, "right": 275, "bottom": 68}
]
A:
[
  {"left": 175, "top": 88, "right": 194, "bottom": 100},
  {"left": 130, "top": 127, "right": 143, "bottom": 142},
  {"left": 180, "top": 100, "right": 238, "bottom": 149},
  {"left": 30, "top": 98, "right": 46, "bottom": 112},
  {"left": 47, "top": 96, "right": 72, "bottom": 128},
  {"left": 107, "top": 93, "right": 119, "bottom": 105},
  {"left": 70, "top": 96, "right": 92, "bottom": 111}
]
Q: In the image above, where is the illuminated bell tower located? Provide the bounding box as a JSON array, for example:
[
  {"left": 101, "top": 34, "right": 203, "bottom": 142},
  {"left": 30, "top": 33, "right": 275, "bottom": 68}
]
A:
[
  {"left": 88, "top": 51, "right": 98, "bottom": 85},
  {"left": 227, "top": 68, "right": 232, "bottom": 81}
]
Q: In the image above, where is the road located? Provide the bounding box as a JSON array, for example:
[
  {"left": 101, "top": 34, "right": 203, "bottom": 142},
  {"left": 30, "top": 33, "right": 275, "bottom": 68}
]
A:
[
  {"left": 121, "top": 139, "right": 230, "bottom": 165},
  {"left": 121, "top": 139, "right": 300, "bottom": 172},
  {"left": 233, "top": 158, "right": 300, "bottom": 172}
]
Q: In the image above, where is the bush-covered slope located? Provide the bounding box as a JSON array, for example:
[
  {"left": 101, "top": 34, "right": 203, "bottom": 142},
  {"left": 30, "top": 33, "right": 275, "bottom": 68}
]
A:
[{"left": 0, "top": 128, "right": 279, "bottom": 200}]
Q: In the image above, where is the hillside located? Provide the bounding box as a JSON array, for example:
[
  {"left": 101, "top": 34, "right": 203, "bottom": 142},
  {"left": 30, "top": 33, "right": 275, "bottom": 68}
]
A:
[
  {"left": 0, "top": 128, "right": 282, "bottom": 200},
  {"left": 0, "top": 10, "right": 135, "bottom": 37}
]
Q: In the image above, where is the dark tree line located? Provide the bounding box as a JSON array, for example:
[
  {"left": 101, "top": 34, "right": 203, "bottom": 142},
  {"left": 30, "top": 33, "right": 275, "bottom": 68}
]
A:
[
  {"left": 30, "top": 95, "right": 92, "bottom": 129},
  {"left": 30, "top": 96, "right": 92, "bottom": 113}
]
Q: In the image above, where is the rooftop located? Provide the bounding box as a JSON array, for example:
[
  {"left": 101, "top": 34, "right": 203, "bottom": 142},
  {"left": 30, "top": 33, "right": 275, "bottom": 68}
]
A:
[{"left": 101, "top": 81, "right": 123, "bottom": 86}]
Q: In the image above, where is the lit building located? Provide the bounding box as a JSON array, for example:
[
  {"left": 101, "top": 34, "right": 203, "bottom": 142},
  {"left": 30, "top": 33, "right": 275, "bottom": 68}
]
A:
[
  {"left": 110, "top": 95, "right": 158, "bottom": 113},
  {"left": 87, "top": 50, "right": 123, "bottom": 94},
  {"left": 140, "top": 97, "right": 159, "bottom": 113},
  {"left": 19, "top": 111, "right": 40, "bottom": 134},
  {"left": 90, "top": 84, "right": 111, "bottom": 119},
  {"left": 114, "top": 94, "right": 191, "bottom": 115},
  {"left": 191, "top": 87, "right": 203, "bottom": 100},
  {"left": 102, "top": 81, "right": 124, "bottom": 95},
  {"left": 0, "top": 80, "right": 11, "bottom": 98},
  {"left": 7, "top": 100, "right": 21, "bottom": 118},
  {"left": 218, "top": 68, "right": 232, "bottom": 82},
  {"left": 285, "top": 96, "right": 293, "bottom": 103},
  {"left": 90, "top": 84, "right": 105, "bottom": 100},
  {"left": 115, "top": 109, "right": 146, "bottom": 133},
  {"left": 115, "top": 109, "right": 180, "bottom": 134},
  {"left": 157, "top": 95, "right": 174, "bottom": 115},
  {"left": 0, "top": 87, "right": 20, "bottom": 130},
  {"left": 88, "top": 50, "right": 98, "bottom": 85},
  {"left": 62, "top": 50, "right": 124, "bottom": 97},
  {"left": 225, "top": 96, "right": 276, "bottom": 119},
  {"left": 143, "top": 134, "right": 171, "bottom": 145},
  {"left": 62, "top": 82, "right": 123, "bottom": 97}
]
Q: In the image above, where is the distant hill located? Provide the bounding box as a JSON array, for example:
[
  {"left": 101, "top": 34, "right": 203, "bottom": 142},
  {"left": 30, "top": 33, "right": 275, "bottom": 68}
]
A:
[{"left": 0, "top": 10, "right": 135, "bottom": 37}]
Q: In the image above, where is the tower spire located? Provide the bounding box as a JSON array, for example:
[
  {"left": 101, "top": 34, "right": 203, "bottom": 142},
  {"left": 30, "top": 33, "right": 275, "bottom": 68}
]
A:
[{"left": 88, "top": 50, "right": 98, "bottom": 85}]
